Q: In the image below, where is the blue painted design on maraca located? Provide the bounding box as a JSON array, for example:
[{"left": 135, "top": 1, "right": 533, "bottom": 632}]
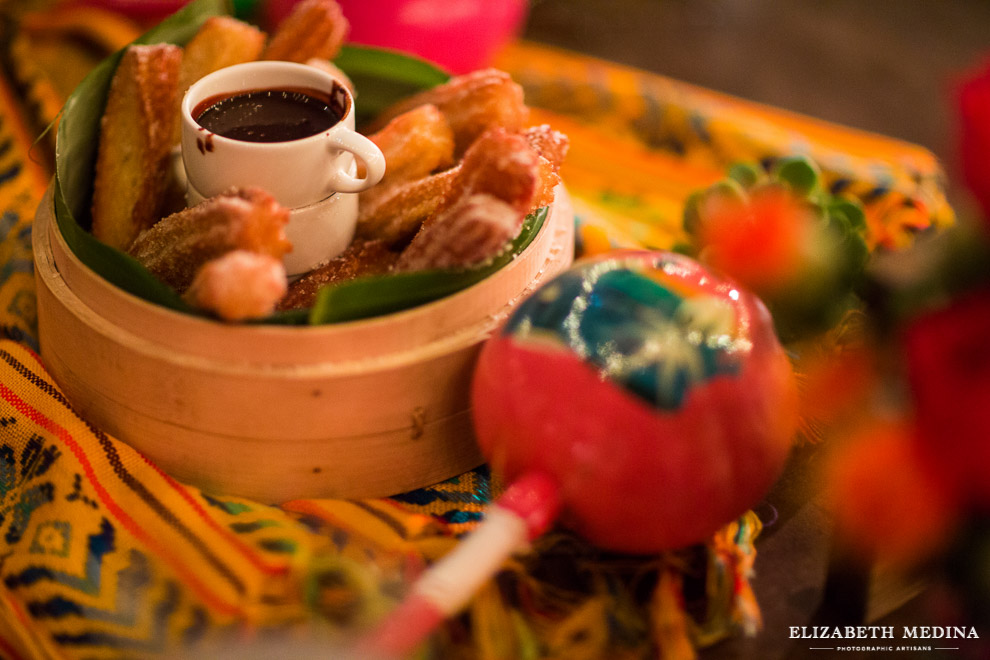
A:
[{"left": 503, "top": 258, "right": 743, "bottom": 410}]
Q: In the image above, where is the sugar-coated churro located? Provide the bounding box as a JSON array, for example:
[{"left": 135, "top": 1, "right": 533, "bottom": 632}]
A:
[
  {"left": 369, "top": 68, "right": 528, "bottom": 156},
  {"left": 360, "top": 104, "right": 456, "bottom": 211},
  {"left": 129, "top": 187, "right": 292, "bottom": 293},
  {"left": 532, "top": 157, "right": 562, "bottom": 213},
  {"left": 262, "top": 0, "right": 349, "bottom": 63},
  {"left": 436, "top": 127, "right": 542, "bottom": 217},
  {"left": 355, "top": 168, "right": 459, "bottom": 247},
  {"left": 521, "top": 124, "right": 570, "bottom": 171},
  {"left": 91, "top": 43, "right": 183, "bottom": 250},
  {"left": 369, "top": 105, "right": 455, "bottom": 186},
  {"left": 278, "top": 239, "right": 398, "bottom": 310},
  {"left": 184, "top": 250, "right": 288, "bottom": 321},
  {"left": 396, "top": 194, "right": 523, "bottom": 272},
  {"left": 179, "top": 16, "right": 266, "bottom": 96},
  {"left": 357, "top": 128, "right": 545, "bottom": 247}
]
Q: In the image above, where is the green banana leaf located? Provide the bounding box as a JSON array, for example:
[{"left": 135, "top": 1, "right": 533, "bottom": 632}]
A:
[
  {"left": 335, "top": 45, "right": 451, "bottom": 126},
  {"left": 51, "top": 0, "right": 544, "bottom": 325}
]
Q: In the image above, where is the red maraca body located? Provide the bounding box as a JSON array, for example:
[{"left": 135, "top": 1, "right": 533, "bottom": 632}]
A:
[{"left": 472, "top": 251, "right": 798, "bottom": 552}]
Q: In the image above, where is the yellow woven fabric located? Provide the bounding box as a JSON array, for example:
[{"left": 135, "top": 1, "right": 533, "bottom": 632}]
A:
[
  {"left": 0, "top": 7, "right": 951, "bottom": 659},
  {"left": 0, "top": 335, "right": 461, "bottom": 654},
  {"left": 495, "top": 41, "right": 952, "bottom": 254}
]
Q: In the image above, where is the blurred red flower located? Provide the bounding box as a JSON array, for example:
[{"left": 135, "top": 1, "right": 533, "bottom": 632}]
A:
[
  {"left": 958, "top": 55, "right": 990, "bottom": 221},
  {"left": 905, "top": 287, "right": 990, "bottom": 508}
]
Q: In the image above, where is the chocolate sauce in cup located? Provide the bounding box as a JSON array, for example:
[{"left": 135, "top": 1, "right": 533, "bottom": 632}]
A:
[
  {"left": 181, "top": 61, "right": 385, "bottom": 276},
  {"left": 194, "top": 86, "right": 347, "bottom": 143}
]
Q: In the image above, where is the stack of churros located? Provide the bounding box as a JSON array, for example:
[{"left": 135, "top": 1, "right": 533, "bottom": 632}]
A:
[{"left": 87, "top": 0, "right": 569, "bottom": 321}]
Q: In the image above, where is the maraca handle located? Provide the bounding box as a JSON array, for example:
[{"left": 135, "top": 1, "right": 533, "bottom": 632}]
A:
[{"left": 359, "top": 472, "right": 561, "bottom": 658}]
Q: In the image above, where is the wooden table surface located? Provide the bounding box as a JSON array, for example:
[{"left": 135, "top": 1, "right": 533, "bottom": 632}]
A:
[{"left": 525, "top": 0, "right": 990, "bottom": 212}]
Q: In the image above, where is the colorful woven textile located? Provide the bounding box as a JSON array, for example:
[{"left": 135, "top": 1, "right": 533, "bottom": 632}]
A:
[
  {"left": 0, "top": 5, "right": 951, "bottom": 659},
  {"left": 495, "top": 42, "right": 952, "bottom": 255}
]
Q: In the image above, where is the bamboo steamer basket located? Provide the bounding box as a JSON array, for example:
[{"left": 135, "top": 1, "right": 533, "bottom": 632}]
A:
[{"left": 33, "top": 184, "right": 574, "bottom": 502}]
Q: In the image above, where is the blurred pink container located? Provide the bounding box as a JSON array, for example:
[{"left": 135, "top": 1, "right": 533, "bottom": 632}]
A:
[
  {"left": 76, "top": 0, "right": 189, "bottom": 22},
  {"left": 266, "top": 0, "right": 529, "bottom": 73}
]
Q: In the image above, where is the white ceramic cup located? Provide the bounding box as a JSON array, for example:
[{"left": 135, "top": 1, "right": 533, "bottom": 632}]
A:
[{"left": 181, "top": 61, "right": 385, "bottom": 275}]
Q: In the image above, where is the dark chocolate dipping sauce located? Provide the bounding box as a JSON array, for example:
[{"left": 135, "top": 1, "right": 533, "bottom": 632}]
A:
[{"left": 193, "top": 84, "right": 347, "bottom": 143}]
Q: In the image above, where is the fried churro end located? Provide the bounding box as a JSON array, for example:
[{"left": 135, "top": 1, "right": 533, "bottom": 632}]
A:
[{"left": 91, "top": 43, "right": 183, "bottom": 251}]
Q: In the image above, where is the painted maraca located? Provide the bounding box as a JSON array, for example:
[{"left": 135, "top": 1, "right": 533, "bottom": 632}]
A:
[{"left": 363, "top": 250, "right": 799, "bottom": 656}]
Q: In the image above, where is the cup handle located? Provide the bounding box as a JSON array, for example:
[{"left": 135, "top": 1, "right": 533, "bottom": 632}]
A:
[{"left": 327, "top": 129, "right": 386, "bottom": 194}]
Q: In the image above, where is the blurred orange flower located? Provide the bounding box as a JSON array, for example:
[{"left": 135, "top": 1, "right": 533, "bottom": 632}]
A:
[{"left": 697, "top": 190, "right": 809, "bottom": 297}]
